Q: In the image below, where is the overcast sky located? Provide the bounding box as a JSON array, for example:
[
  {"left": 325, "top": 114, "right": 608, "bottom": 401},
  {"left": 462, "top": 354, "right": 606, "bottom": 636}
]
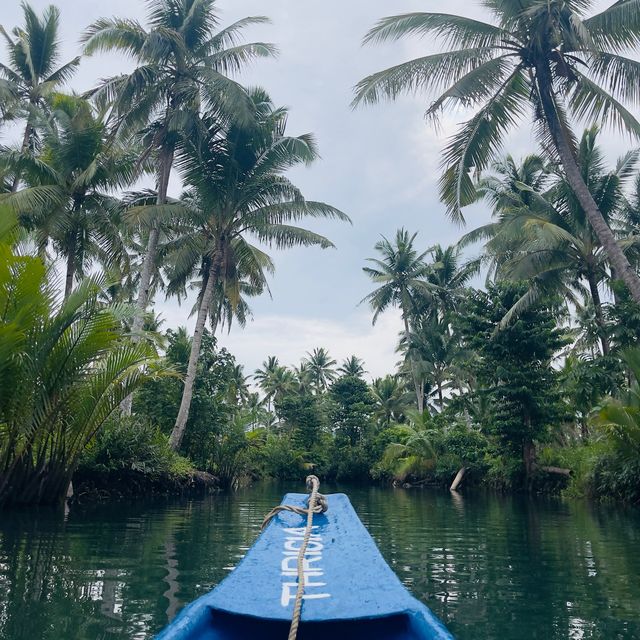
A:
[{"left": 2, "top": 0, "right": 622, "bottom": 380}]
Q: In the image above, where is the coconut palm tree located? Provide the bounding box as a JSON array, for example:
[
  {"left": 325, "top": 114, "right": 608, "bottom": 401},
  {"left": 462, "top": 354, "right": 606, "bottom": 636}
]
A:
[
  {"left": 263, "top": 365, "right": 297, "bottom": 411},
  {"left": 255, "top": 355, "right": 279, "bottom": 410},
  {"left": 82, "top": 0, "right": 277, "bottom": 339},
  {"left": 148, "top": 90, "right": 348, "bottom": 449},
  {"left": 362, "top": 229, "right": 432, "bottom": 411},
  {"left": 338, "top": 355, "right": 367, "bottom": 378},
  {"left": 293, "top": 361, "right": 314, "bottom": 394},
  {"left": 354, "top": 0, "right": 640, "bottom": 303},
  {"left": 304, "top": 347, "right": 338, "bottom": 393},
  {"left": 0, "top": 2, "right": 80, "bottom": 191},
  {"left": 465, "top": 128, "right": 639, "bottom": 354},
  {"left": 371, "top": 375, "right": 408, "bottom": 428},
  {"left": 424, "top": 244, "right": 479, "bottom": 320},
  {"left": 381, "top": 409, "right": 437, "bottom": 482},
  {"left": 409, "top": 317, "right": 461, "bottom": 411},
  {"left": 8, "top": 94, "right": 139, "bottom": 298},
  {"left": 243, "top": 392, "right": 269, "bottom": 431},
  {"left": 226, "top": 364, "right": 249, "bottom": 407}
]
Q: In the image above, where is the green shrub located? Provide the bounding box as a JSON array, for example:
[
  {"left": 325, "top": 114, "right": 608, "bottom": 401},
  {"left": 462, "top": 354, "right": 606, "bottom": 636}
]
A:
[
  {"left": 260, "top": 433, "right": 307, "bottom": 479},
  {"left": 483, "top": 449, "right": 523, "bottom": 490},
  {"left": 589, "top": 452, "right": 640, "bottom": 504},
  {"left": 79, "top": 416, "right": 193, "bottom": 479},
  {"left": 326, "top": 443, "right": 373, "bottom": 481}
]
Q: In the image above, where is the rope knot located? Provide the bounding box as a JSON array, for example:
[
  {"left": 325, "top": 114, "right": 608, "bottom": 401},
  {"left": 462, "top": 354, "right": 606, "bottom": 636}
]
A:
[{"left": 314, "top": 492, "right": 328, "bottom": 514}]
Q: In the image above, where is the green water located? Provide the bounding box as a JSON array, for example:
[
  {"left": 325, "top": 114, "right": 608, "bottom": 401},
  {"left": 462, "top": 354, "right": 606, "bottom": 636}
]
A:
[{"left": 0, "top": 484, "right": 639, "bottom": 640}]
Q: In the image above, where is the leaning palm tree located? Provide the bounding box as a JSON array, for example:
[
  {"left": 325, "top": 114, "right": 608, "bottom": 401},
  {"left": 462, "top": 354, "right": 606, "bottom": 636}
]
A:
[
  {"left": 82, "top": 0, "right": 277, "bottom": 339},
  {"left": 465, "top": 128, "right": 639, "bottom": 354},
  {"left": 354, "top": 1, "right": 640, "bottom": 303},
  {"left": 149, "top": 89, "right": 348, "bottom": 449},
  {"left": 361, "top": 229, "right": 432, "bottom": 411},
  {"left": 0, "top": 2, "right": 80, "bottom": 191}
]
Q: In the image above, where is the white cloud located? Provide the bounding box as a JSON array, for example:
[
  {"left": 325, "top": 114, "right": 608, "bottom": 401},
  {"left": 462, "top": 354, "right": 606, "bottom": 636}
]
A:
[{"left": 212, "top": 309, "right": 402, "bottom": 381}]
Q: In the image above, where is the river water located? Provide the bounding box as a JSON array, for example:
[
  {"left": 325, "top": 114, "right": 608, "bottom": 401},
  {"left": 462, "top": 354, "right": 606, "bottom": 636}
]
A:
[{"left": 0, "top": 483, "right": 638, "bottom": 639}]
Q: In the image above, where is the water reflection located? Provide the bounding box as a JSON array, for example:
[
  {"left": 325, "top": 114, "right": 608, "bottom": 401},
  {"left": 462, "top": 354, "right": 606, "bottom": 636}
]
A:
[{"left": 0, "top": 485, "right": 638, "bottom": 639}]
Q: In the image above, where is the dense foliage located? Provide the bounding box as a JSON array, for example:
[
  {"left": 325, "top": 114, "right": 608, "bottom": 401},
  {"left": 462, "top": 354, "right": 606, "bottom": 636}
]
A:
[{"left": 2, "top": 0, "right": 640, "bottom": 506}]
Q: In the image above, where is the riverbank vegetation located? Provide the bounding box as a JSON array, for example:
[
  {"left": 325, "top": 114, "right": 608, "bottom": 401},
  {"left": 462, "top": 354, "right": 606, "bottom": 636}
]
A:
[{"left": 2, "top": 0, "right": 640, "bottom": 506}]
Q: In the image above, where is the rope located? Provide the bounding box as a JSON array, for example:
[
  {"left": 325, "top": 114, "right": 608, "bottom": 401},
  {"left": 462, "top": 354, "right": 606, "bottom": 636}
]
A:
[{"left": 260, "top": 475, "right": 328, "bottom": 640}]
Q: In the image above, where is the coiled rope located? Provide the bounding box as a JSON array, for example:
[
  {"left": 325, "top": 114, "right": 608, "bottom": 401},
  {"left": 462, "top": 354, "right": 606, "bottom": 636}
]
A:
[{"left": 260, "top": 475, "right": 328, "bottom": 640}]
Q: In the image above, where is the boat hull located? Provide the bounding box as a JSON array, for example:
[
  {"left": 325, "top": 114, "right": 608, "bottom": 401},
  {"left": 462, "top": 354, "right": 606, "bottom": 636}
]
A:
[{"left": 156, "top": 493, "right": 454, "bottom": 639}]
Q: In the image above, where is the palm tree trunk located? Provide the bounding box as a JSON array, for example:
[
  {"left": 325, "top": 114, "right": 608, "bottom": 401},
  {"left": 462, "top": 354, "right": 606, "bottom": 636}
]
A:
[
  {"left": 450, "top": 466, "right": 466, "bottom": 492},
  {"left": 586, "top": 270, "right": 610, "bottom": 355},
  {"left": 610, "top": 267, "right": 623, "bottom": 305},
  {"left": 121, "top": 146, "right": 175, "bottom": 416},
  {"left": 131, "top": 146, "right": 175, "bottom": 336},
  {"left": 403, "top": 313, "right": 423, "bottom": 413},
  {"left": 64, "top": 248, "right": 75, "bottom": 300},
  {"left": 169, "top": 258, "right": 220, "bottom": 450},
  {"left": 535, "top": 61, "right": 640, "bottom": 303}
]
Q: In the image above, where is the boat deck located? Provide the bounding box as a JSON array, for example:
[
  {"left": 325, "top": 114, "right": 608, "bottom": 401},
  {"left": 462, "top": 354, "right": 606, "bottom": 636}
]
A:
[{"left": 156, "top": 493, "right": 453, "bottom": 639}]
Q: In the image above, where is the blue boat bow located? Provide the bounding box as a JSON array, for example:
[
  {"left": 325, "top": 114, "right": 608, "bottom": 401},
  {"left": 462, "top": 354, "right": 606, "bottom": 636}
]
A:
[{"left": 156, "top": 492, "right": 454, "bottom": 639}]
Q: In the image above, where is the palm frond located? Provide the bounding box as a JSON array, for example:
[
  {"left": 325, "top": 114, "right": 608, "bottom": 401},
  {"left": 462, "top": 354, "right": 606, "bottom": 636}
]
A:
[
  {"left": 81, "top": 18, "right": 148, "bottom": 56},
  {"left": 353, "top": 49, "right": 505, "bottom": 106},
  {"left": 439, "top": 69, "right": 530, "bottom": 224},
  {"left": 363, "top": 12, "right": 509, "bottom": 48},
  {"left": 569, "top": 69, "right": 640, "bottom": 138},
  {"left": 584, "top": 0, "right": 640, "bottom": 53}
]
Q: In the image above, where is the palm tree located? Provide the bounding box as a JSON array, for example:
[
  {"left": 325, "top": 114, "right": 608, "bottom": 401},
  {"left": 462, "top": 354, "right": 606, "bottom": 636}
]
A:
[
  {"left": 381, "top": 409, "right": 437, "bottom": 482},
  {"left": 255, "top": 356, "right": 303, "bottom": 415},
  {"left": 255, "top": 355, "right": 280, "bottom": 411},
  {"left": 362, "top": 228, "right": 432, "bottom": 411},
  {"left": 338, "top": 355, "right": 366, "bottom": 377},
  {"left": 8, "top": 94, "right": 138, "bottom": 298},
  {"left": 226, "top": 364, "right": 249, "bottom": 407},
  {"left": 409, "top": 317, "right": 461, "bottom": 411},
  {"left": 466, "top": 128, "right": 638, "bottom": 354},
  {"left": 304, "top": 347, "right": 338, "bottom": 392},
  {"left": 243, "top": 392, "right": 268, "bottom": 431},
  {"left": 424, "top": 244, "right": 479, "bottom": 320},
  {"left": 82, "top": 0, "right": 277, "bottom": 339},
  {"left": 271, "top": 366, "right": 298, "bottom": 404},
  {"left": 154, "top": 90, "right": 348, "bottom": 449},
  {"left": 293, "top": 361, "right": 314, "bottom": 394},
  {"left": 0, "top": 2, "right": 80, "bottom": 191},
  {"left": 371, "top": 375, "right": 408, "bottom": 428},
  {"left": 354, "top": 1, "right": 640, "bottom": 303}
]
